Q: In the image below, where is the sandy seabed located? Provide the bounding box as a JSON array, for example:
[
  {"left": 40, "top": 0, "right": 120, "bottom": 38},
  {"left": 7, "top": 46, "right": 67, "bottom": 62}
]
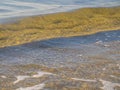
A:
[{"left": 0, "top": 30, "right": 120, "bottom": 90}]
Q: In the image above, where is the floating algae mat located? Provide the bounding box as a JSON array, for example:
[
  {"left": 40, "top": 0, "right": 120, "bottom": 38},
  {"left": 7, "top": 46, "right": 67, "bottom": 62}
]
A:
[{"left": 0, "top": 6, "right": 120, "bottom": 48}]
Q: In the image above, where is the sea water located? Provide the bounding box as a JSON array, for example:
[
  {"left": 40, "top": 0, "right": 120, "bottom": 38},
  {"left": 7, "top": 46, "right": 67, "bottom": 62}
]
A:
[{"left": 0, "top": 0, "right": 120, "bottom": 23}]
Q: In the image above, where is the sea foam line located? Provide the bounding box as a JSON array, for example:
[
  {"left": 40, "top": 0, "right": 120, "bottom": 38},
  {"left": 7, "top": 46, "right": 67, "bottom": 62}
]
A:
[
  {"left": 13, "top": 71, "right": 54, "bottom": 84},
  {"left": 16, "top": 83, "right": 45, "bottom": 90},
  {"left": 100, "top": 79, "right": 120, "bottom": 90}
]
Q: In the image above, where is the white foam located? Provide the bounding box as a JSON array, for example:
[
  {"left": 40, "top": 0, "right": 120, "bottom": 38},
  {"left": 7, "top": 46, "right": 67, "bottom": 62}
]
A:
[
  {"left": 103, "top": 44, "right": 110, "bottom": 47},
  {"left": 32, "top": 71, "right": 54, "bottom": 78},
  {"left": 110, "top": 75, "right": 120, "bottom": 80},
  {"left": 72, "top": 78, "right": 97, "bottom": 82},
  {"left": 100, "top": 79, "right": 120, "bottom": 90},
  {"left": 117, "top": 64, "right": 120, "bottom": 69},
  {"left": 95, "top": 40, "right": 103, "bottom": 44},
  {"left": 102, "top": 68, "right": 106, "bottom": 71},
  {"left": 13, "top": 75, "right": 30, "bottom": 84},
  {"left": 78, "top": 54, "right": 83, "bottom": 57},
  {"left": 16, "top": 83, "right": 45, "bottom": 90},
  {"left": 0, "top": 75, "right": 7, "bottom": 78},
  {"left": 13, "top": 71, "right": 54, "bottom": 84}
]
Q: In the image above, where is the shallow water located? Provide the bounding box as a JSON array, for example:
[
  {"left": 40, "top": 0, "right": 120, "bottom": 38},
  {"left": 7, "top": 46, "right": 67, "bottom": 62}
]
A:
[
  {"left": 0, "top": 30, "right": 119, "bottom": 66},
  {"left": 0, "top": 30, "right": 120, "bottom": 90},
  {"left": 0, "top": 0, "right": 120, "bottom": 23}
]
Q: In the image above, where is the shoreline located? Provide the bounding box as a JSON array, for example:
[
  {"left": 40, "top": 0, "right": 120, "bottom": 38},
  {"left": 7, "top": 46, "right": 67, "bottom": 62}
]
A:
[
  {"left": 0, "top": 5, "right": 81, "bottom": 24},
  {"left": 0, "top": 5, "right": 120, "bottom": 25},
  {"left": 0, "top": 6, "right": 120, "bottom": 48}
]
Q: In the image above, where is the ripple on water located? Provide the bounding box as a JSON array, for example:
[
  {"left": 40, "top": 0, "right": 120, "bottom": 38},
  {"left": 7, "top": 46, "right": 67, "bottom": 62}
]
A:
[
  {"left": 100, "top": 79, "right": 120, "bottom": 90},
  {"left": 16, "top": 83, "right": 45, "bottom": 90},
  {"left": 0, "top": 0, "right": 120, "bottom": 23},
  {"left": 0, "top": 30, "right": 120, "bottom": 66},
  {"left": 0, "top": 9, "right": 11, "bottom": 13},
  {"left": 13, "top": 71, "right": 54, "bottom": 84}
]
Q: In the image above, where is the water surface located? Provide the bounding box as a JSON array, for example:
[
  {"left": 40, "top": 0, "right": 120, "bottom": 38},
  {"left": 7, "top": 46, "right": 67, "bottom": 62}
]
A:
[
  {"left": 0, "top": 30, "right": 119, "bottom": 66},
  {"left": 0, "top": 30, "right": 120, "bottom": 90},
  {"left": 0, "top": 0, "right": 120, "bottom": 23}
]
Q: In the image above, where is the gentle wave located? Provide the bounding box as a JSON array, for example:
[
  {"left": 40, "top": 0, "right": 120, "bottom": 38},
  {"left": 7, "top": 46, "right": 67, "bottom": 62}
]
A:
[{"left": 0, "top": 0, "right": 120, "bottom": 23}]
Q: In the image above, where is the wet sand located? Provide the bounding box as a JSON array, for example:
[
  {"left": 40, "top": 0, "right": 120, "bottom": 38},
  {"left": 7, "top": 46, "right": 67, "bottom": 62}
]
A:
[{"left": 0, "top": 30, "right": 120, "bottom": 90}]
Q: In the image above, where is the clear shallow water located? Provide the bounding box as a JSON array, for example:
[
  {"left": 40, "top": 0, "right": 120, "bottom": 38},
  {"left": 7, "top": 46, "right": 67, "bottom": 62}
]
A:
[
  {"left": 0, "top": 0, "right": 120, "bottom": 23},
  {"left": 0, "top": 30, "right": 120, "bottom": 66},
  {"left": 0, "top": 30, "right": 120, "bottom": 90}
]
